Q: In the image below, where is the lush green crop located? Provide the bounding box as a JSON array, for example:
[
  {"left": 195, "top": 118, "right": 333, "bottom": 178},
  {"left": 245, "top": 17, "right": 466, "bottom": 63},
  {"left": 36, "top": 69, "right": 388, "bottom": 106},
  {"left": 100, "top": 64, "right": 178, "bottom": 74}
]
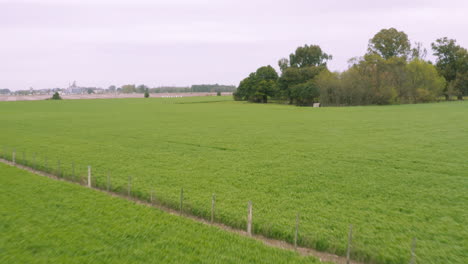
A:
[
  {"left": 0, "top": 163, "right": 319, "bottom": 263},
  {"left": 0, "top": 96, "right": 467, "bottom": 263}
]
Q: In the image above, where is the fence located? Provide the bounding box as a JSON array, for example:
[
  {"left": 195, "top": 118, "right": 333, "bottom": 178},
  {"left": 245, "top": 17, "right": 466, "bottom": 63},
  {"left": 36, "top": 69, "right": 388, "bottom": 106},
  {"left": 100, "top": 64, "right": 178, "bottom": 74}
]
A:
[{"left": 0, "top": 146, "right": 419, "bottom": 264}]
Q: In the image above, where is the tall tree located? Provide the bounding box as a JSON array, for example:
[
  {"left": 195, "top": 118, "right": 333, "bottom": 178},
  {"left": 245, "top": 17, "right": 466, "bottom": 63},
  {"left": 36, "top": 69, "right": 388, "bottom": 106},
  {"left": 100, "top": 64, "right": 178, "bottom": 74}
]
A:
[
  {"left": 288, "top": 44, "right": 332, "bottom": 68},
  {"left": 368, "top": 28, "right": 411, "bottom": 60},
  {"left": 277, "top": 44, "right": 331, "bottom": 104},
  {"left": 431, "top": 37, "right": 468, "bottom": 99}
]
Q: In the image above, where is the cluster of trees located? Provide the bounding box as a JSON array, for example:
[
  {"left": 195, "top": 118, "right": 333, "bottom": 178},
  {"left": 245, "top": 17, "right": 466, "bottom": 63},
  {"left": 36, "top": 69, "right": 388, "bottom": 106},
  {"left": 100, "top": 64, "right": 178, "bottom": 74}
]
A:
[
  {"left": 234, "top": 28, "right": 468, "bottom": 106},
  {"left": 0, "top": 89, "right": 11, "bottom": 95}
]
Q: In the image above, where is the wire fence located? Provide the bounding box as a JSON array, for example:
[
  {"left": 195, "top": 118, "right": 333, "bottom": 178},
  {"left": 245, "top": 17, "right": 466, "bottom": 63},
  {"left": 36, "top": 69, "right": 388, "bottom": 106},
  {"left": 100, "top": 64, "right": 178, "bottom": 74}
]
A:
[{"left": 0, "top": 146, "right": 419, "bottom": 264}]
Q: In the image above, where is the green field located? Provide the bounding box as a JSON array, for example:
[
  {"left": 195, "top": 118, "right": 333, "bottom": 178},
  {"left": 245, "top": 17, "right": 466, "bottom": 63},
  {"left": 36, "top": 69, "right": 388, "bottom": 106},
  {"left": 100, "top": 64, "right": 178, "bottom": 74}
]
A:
[
  {"left": 0, "top": 163, "right": 318, "bottom": 263},
  {"left": 1, "top": 96, "right": 467, "bottom": 263}
]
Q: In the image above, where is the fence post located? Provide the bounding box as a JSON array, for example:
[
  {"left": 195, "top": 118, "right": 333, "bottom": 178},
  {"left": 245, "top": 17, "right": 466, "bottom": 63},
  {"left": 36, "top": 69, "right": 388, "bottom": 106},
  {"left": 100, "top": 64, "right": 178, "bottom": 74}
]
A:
[
  {"left": 180, "top": 188, "right": 184, "bottom": 213},
  {"left": 87, "top": 165, "right": 91, "bottom": 187},
  {"left": 247, "top": 201, "right": 253, "bottom": 236},
  {"left": 72, "top": 162, "right": 75, "bottom": 181},
  {"left": 12, "top": 149, "right": 16, "bottom": 164},
  {"left": 346, "top": 224, "right": 353, "bottom": 264},
  {"left": 150, "top": 189, "right": 154, "bottom": 204},
  {"left": 128, "top": 176, "right": 132, "bottom": 197},
  {"left": 22, "top": 151, "right": 25, "bottom": 166},
  {"left": 410, "top": 237, "right": 417, "bottom": 264},
  {"left": 294, "top": 212, "right": 300, "bottom": 249},
  {"left": 57, "top": 159, "right": 61, "bottom": 177},
  {"left": 44, "top": 156, "right": 47, "bottom": 172},
  {"left": 211, "top": 193, "right": 216, "bottom": 223},
  {"left": 107, "top": 171, "right": 110, "bottom": 191},
  {"left": 33, "top": 152, "right": 37, "bottom": 170}
]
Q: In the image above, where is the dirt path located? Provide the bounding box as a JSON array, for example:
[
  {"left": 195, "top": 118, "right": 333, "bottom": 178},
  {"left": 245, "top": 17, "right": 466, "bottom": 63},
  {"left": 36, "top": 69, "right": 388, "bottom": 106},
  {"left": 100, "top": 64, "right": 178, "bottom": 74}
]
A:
[{"left": 0, "top": 158, "right": 363, "bottom": 264}]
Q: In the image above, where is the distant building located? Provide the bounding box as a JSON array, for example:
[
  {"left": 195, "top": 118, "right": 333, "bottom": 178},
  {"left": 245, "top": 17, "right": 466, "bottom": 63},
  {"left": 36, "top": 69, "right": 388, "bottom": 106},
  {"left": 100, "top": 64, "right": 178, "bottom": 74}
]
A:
[{"left": 66, "top": 81, "right": 86, "bottom": 94}]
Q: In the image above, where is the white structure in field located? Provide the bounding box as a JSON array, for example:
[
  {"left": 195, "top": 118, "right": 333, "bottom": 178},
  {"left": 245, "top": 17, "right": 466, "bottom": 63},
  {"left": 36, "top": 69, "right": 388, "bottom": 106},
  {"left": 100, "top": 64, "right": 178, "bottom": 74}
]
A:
[{"left": 66, "top": 81, "right": 86, "bottom": 94}]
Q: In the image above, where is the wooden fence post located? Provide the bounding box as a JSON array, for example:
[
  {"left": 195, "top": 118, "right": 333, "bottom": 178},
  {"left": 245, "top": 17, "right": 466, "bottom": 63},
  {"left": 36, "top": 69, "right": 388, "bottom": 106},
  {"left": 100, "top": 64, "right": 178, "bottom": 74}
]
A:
[
  {"left": 57, "top": 159, "right": 61, "bottom": 177},
  {"left": 294, "top": 212, "right": 300, "bottom": 249},
  {"left": 211, "top": 193, "right": 216, "bottom": 223},
  {"left": 107, "top": 171, "right": 110, "bottom": 191},
  {"left": 247, "top": 201, "right": 253, "bottom": 236},
  {"left": 180, "top": 188, "right": 184, "bottom": 213},
  {"left": 12, "top": 149, "right": 16, "bottom": 164},
  {"left": 87, "top": 165, "right": 91, "bottom": 187},
  {"left": 72, "top": 162, "right": 75, "bottom": 181},
  {"left": 346, "top": 224, "right": 353, "bottom": 264},
  {"left": 128, "top": 176, "right": 132, "bottom": 197},
  {"left": 410, "top": 237, "right": 417, "bottom": 264},
  {"left": 150, "top": 189, "right": 154, "bottom": 204}
]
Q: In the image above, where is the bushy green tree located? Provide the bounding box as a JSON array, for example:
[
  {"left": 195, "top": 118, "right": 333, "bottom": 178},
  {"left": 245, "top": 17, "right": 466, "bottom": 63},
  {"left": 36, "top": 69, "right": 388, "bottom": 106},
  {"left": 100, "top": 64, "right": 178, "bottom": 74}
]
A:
[
  {"left": 431, "top": 37, "right": 468, "bottom": 99},
  {"left": 290, "top": 79, "right": 320, "bottom": 106},
  {"left": 144, "top": 88, "right": 150, "bottom": 98},
  {"left": 287, "top": 44, "right": 332, "bottom": 68},
  {"left": 276, "top": 44, "right": 331, "bottom": 105},
  {"left": 51, "top": 92, "right": 62, "bottom": 100},
  {"left": 233, "top": 65, "right": 278, "bottom": 103},
  {"left": 368, "top": 28, "right": 411, "bottom": 60},
  {"left": 404, "top": 59, "right": 445, "bottom": 102}
]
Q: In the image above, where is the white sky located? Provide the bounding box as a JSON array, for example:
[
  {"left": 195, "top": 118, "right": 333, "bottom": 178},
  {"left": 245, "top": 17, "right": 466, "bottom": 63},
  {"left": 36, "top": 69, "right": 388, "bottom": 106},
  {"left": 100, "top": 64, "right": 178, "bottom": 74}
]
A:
[{"left": 1, "top": 0, "right": 467, "bottom": 90}]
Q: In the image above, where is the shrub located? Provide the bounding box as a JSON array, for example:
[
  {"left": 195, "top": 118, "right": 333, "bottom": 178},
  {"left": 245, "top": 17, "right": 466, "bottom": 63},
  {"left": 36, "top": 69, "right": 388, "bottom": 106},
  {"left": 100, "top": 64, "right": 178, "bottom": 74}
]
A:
[{"left": 51, "top": 92, "right": 62, "bottom": 100}]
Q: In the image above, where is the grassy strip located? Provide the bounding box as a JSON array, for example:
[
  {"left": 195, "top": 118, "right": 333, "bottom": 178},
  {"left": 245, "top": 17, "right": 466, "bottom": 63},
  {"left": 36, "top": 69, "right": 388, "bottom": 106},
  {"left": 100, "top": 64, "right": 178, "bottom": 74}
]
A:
[{"left": 0, "top": 163, "right": 320, "bottom": 264}]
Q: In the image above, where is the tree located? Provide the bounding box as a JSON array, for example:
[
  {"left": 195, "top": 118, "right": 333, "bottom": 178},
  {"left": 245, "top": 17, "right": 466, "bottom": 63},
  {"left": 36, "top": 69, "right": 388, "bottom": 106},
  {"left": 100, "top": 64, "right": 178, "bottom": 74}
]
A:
[
  {"left": 276, "top": 44, "right": 332, "bottom": 105},
  {"left": 316, "top": 70, "right": 344, "bottom": 106},
  {"left": 404, "top": 59, "right": 445, "bottom": 102},
  {"left": 277, "top": 66, "right": 325, "bottom": 104},
  {"left": 290, "top": 79, "right": 320, "bottom": 106},
  {"left": 233, "top": 65, "right": 279, "bottom": 103},
  {"left": 431, "top": 37, "right": 468, "bottom": 99},
  {"left": 368, "top": 28, "right": 411, "bottom": 60},
  {"left": 144, "top": 88, "right": 150, "bottom": 98},
  {"left": 51, "top": 92, "right": 62, "bottom": 100},
  {"left": 411, "top": 42, "right": 427, "bottom": 60},
  {"left": 280, "top": 44, "right": 331, "bottom": 69},
  {"left": 121, "top": 84, "right": 136, "bottom": 93},
  {"left": 108, "top": 85, "right": 116, "bottom": 92}
]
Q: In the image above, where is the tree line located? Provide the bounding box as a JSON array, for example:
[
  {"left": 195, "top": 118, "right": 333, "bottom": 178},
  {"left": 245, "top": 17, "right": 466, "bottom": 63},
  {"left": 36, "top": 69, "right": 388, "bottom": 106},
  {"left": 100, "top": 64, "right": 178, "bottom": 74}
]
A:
[
  {"left": 116, "top": 84, "right": 236, "bottom": 94},
  {"left": 234, "top": 28, "right": 468, "bottom": 106}
]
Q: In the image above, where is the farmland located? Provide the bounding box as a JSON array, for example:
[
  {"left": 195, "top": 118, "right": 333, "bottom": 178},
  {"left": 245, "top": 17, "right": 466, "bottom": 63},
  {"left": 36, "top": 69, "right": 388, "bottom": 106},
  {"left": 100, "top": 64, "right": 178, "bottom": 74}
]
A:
[
  {"left": 0, "top": 96, "right": 467, "bottom": 263},
  {"left": 0, "top": 163, "right": 319, "bottom": 263}
]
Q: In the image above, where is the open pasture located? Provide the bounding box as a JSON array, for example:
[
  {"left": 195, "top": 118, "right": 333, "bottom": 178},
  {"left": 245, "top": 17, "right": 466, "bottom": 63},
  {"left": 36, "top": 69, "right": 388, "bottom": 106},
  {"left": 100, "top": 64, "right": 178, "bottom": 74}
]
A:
[{"left": 0, "top": 96, "right": 467, "bottom": 263}]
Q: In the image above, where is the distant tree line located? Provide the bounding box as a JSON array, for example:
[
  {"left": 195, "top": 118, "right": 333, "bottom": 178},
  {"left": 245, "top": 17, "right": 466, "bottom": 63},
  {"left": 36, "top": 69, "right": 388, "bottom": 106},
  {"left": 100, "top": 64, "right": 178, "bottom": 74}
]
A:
[
  {"left": 116, "top": 84, "right": 236, "bottom": 94},
  {"left": 0, "top": 89, "right": 11, "bottom": 94},
  {"left": 234, "top": 28, "right": 468, "bottom": 106}
]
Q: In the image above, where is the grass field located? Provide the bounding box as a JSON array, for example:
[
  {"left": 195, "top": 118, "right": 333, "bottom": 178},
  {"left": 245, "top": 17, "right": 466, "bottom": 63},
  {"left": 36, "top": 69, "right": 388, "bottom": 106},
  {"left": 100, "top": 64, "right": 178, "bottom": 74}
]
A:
[
  {"left": 0, "top": 163, "right": 319, "bottom": 263},
  {"left": 1, "top": 96, "right": 467, "bottom": 263}
]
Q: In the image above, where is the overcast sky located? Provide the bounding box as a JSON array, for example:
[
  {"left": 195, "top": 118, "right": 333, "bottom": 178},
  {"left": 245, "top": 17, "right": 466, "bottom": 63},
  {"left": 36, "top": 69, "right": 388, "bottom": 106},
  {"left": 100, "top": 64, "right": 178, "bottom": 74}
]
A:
[{"left": 1, "top": 0, "right": 467, "bottom": 90}]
